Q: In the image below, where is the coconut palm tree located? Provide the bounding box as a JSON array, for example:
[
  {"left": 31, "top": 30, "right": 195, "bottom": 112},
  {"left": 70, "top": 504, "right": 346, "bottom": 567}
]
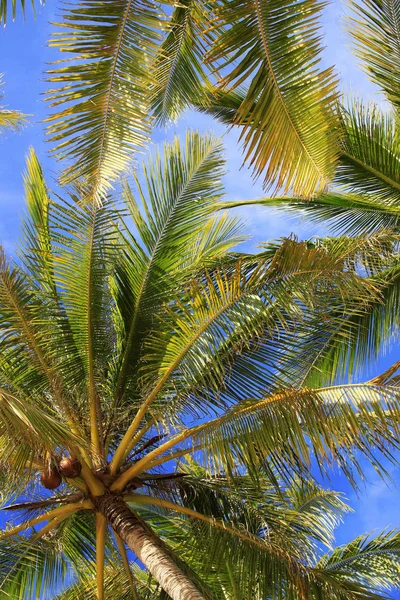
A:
[{"left": 1, "top": 131, "right": 400, "bottom": 599}]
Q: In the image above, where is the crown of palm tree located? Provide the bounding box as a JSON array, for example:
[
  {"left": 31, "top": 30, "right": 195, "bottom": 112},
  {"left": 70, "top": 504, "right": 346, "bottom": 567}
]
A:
[{"left": 0, "top": 132, "right": 400, "bottom": 599}]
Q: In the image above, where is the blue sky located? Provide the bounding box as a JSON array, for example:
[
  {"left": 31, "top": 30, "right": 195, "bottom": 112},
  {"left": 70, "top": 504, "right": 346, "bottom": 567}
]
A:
[{"left": 0, "top": 0, "right": 399, "bottom": 594}]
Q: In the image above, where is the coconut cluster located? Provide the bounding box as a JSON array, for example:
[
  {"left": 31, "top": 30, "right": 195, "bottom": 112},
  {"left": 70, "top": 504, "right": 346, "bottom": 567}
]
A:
[{"left": 40, "top": 456, "right": 82, "bottom": 490}]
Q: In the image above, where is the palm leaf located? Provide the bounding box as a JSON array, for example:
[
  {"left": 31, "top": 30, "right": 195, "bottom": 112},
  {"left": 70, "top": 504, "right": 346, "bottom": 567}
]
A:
[
  {"left": 151, "top": 0, "right": 215, "bottom": 124},
  {"left": 110, "top": 131, "right": 228, "bottom": 409},
  {"left": 206, "top": 0, "right": 340, "bottom": 196},
  {"left": 0, "top": 77, "right": 26, "bottom": 132},
  {"left": 348, "top": 0, "right": 400, "bottom": 109},
  {"left": 45, "top": 0, "right": 162, "bottom": 203},
  {"left": 337, "top": 101, "right": 400, "bottom": 203},
  {"left": 318, "top": 529, "right": 400, "bottom": 592}
]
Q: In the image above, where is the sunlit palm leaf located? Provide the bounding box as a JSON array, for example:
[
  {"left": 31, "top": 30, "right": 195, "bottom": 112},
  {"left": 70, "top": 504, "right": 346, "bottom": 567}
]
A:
[
  {"left": 337, "top": 101, "right": 400, "bottom": 202},
  {"left": 206, "top": 0, "right": 340, "bottom": 196},
  {"left": 151, "top": 0, "right": 215, "bottom": 124},
  {"left": 348, "top": 0, "right": 400, "bottom": 109},
  {"left": 45, "top": 0, "right": 162, "bottom": 203},
  {"left": 110, "top": 131, "right": 230, "bottom": 409}
]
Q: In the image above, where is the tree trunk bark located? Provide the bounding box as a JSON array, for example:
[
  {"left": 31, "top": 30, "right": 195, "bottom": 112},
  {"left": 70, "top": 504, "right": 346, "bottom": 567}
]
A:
[{"left": 94, "top": 492, "right": 206, "bottom": 600}]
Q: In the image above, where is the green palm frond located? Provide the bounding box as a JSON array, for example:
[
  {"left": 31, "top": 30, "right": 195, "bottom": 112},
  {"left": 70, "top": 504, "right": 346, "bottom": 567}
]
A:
[
  {"left": 45, "top": 0, "right": 163, "bottom": 203},
  {"left": 110, "top": 131, "right": 229, "bottom": 408},
  {"left": 136, "top": 235, "right": 379, "bottom": 421},
  {"left": 19, "top": 148, "right": 56, "bottom": 295},
  {"left": 147, "top": 383, "right": 400, "bottom": 487},
  {"left": 224, "top": 100, "right": 400, "bottom": 237},
  {"left": 348, "top": 0, "right": 400, "bottom": 109},
  {"left": 206, "top": 0, "right": 340, "bottom": 196},
  {"left": 0, "top": 535, "right": 69, "bottom": 599},
  {"left": 337, "top": 101, "right": 400, "bottom": 203},
  {"left": 0, "top": 77, "right": 26, "bottom": 132},
  {"left": 151, "top": 0, "right": 215, "bottom": 124},
  {"left": 318, "top": 529, "right": 400, "bottom": 592},
  {"left": 0, "top": 510, "right": 99, "bottom": 599},
  {"left": 295, "top": 255, "right": 400, "bottom": 386},
  {"left": 220, "top": 192, "right": 400, "bottom": 237},
  {"left": 130, "top": 493, "right": 394, "bottom": 600}
]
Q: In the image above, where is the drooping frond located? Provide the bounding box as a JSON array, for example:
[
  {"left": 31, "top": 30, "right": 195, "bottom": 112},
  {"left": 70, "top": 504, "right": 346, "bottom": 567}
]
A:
[
  {"left": 129, "top": 492, "right": 396, "bottom": 600},
  {"left": 45, "top": 0, "right": 162, "bottom": 203},
  {"left": 151, "top": 0, "right": 215, "bottom": 124},
  {"left": 220, "top": 192, "right": 400, "bottom": 237},
  {"left": 0, "top": 535, "right": 69, "bottom": 599},
  {"left": 230, "top": 101, "right": 400, "bottom": 237},
  {"left": 348, "top": 0, "right": 400, "bottom": 109},
  {"left": 206, "top": 0, "right": 340, "bottom": 196}
]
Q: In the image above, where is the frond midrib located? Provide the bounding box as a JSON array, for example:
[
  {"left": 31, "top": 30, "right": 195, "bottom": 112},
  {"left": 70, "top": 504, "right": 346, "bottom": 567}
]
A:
[
  {"left": 114, "top": 140, "right": 220, "bottom": 402},
  {"left": 253, "top": 0, "right": 326, "bottom": 182}
]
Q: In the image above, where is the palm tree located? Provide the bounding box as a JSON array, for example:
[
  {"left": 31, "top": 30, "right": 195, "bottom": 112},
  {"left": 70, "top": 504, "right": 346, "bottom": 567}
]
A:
[{"left": 1, "top": 131, "right": 400, "bottom": 599}]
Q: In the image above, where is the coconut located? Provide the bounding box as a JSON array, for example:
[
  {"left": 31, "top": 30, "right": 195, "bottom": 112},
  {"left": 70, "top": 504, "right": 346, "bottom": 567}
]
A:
[
  {"left": 58, "top": 456, "right": 82, "bottom": 479},
  {"left": 41, "top": 467, "right": 62, "bottom": 490}
]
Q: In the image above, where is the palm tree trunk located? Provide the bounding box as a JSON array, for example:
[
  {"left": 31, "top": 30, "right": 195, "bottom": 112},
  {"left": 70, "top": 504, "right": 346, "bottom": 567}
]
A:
[{"left": 94, "top": 492, "right": 206, "bottom": 600}]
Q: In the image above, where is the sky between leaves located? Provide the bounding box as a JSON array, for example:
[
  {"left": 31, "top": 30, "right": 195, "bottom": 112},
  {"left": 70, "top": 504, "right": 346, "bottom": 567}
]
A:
[{"left": 0, "top": 0, "right": 399, "bottom": 593}]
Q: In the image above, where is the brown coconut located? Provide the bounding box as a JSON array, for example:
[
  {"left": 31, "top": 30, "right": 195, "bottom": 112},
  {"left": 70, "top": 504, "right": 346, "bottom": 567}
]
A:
[
  {"left": 58, "top": 456, "right": 82, "bottom": 479},
  {"left": 41, "top": 467, "right": 62, "bottom": 490}
]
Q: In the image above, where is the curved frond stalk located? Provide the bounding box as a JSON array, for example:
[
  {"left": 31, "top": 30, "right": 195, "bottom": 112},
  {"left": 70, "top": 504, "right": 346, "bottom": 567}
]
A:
[
  {"left": 111, "top": 236, "right": 380, "bottom": 477},
  {"left": 109, "top": 132, "right": 228, "bottom": 466},
  {"left": 0, "top": 500, "right": 92, "bottom": 540},
  {"left": 151, "top": 0, "right": 215, "bottom": 124},
  {"left": 219, "top": 192, "right": 400, "bottom": 237},
  {"left": 348, "top": 0, "right": 400, "bottom": 109},
  {"left": 207, "top": 0, "right": 340, "bottom": 196},
  {"left": 114, "top": 382, "right": 400, "bottom": 491},
  {"left": 127, "top": 493, "right": 385, "bottom": 600},
  {"left": 45, "top": 0, "right": 163, "bottom": 203},
  {"left": 51, "top": 199, "right": 120, "bottom": 460}
]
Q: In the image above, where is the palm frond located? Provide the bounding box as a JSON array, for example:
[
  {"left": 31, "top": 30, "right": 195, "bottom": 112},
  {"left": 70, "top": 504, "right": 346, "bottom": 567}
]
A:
[
  {"left": 0, "top": 77, "right": 26, "bottom": 132},
  {"left": 348, "top": 0, "right": 400, "bottom": 109},
  {"left": 19, "top": 148, "right": 57, "bottom": 295},
  {"left": 318, "top": 529, "right": 400, "bottom": 592},
  {"left": 126, "top": 382, "right": 400, "bottom": 490},
  {"left": 110, "top": 131, "right": 227, "bottom": 409},
  {"left": 130, "top": 493, "right": 393, "bottom": 600},
  {"left": 45, "top": 0, "right": 162, "bottom": 203},
  {"left": 337, "top": 101, "right": 400, "bottom": 202},
  {"left": 206, "top": 0, "right": 340, "bottom": 196},
  {"left": 151, "top": 0, "right": 215, "bottom": 124}
]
